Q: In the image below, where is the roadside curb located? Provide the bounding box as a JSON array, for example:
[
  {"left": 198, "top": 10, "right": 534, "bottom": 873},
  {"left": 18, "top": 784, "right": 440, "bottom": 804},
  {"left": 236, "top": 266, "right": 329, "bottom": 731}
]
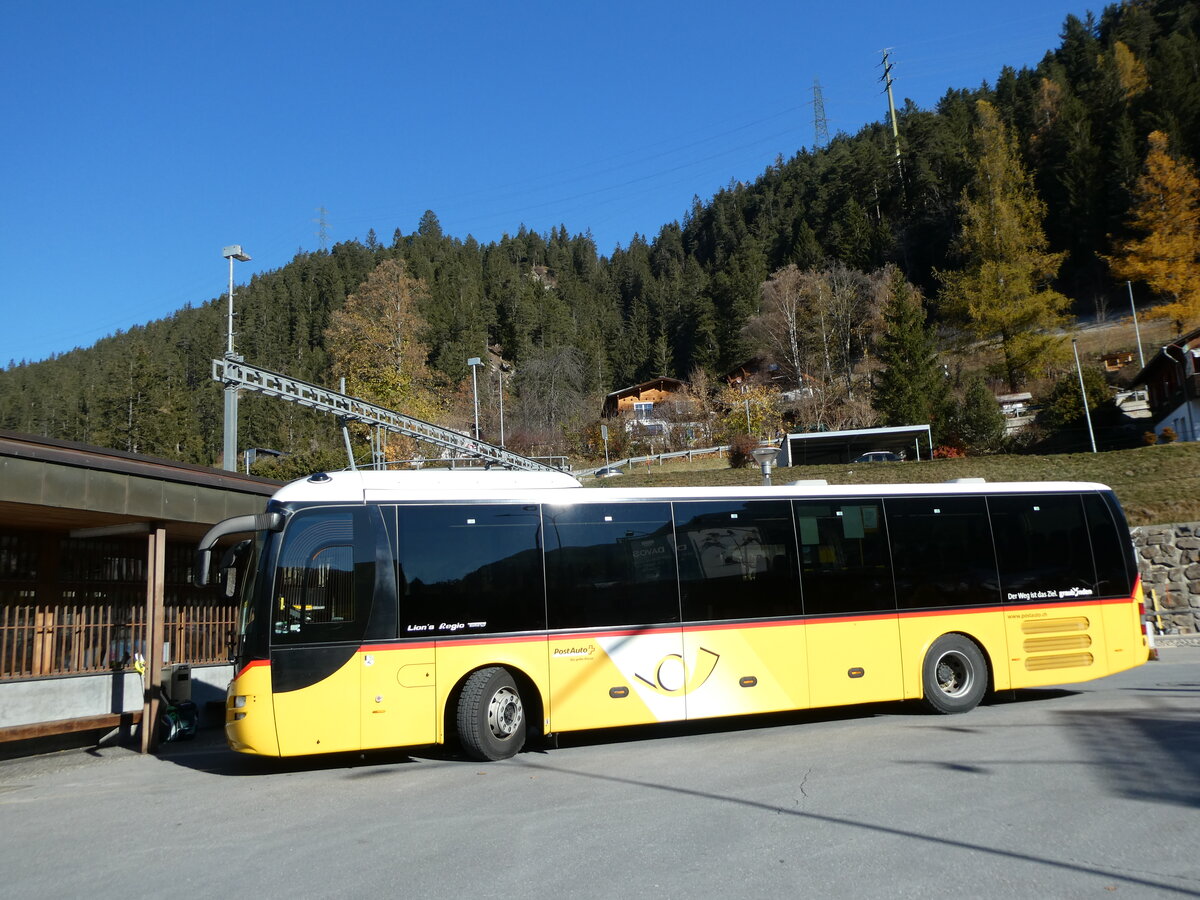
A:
[{"left": 1152, "top": 635, "right": 1200, "bottom": 649}]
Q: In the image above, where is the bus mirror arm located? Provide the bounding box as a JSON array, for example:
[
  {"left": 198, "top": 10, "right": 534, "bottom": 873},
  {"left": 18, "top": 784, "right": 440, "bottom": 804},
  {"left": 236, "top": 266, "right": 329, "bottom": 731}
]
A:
[{"left": 194, "top": 512, "right": 284, "bottom": 588}]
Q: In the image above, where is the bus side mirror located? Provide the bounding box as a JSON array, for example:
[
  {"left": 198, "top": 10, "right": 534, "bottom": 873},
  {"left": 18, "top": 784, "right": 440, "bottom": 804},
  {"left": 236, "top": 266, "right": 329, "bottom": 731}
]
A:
[
  {"left": 194, "top": 512, "right": 284, "bottom": 588},
  {"left": 218, "top": 540, "right": 250, "bottom": 599},
  {"left": 194, "top": 548, "right": 214, "bottom": 588}
]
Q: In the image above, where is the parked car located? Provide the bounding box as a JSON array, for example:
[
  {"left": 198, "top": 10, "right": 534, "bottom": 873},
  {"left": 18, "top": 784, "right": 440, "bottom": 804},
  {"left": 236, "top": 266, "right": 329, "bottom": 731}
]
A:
[{"left": 852, "top": 450, "right": 903, "bottom": 463}]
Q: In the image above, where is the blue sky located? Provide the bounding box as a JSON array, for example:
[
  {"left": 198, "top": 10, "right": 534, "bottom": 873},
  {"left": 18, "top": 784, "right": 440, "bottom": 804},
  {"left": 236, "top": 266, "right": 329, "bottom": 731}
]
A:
[{"left": 0, "top": 1, "right": 1093, "bottom": 366}]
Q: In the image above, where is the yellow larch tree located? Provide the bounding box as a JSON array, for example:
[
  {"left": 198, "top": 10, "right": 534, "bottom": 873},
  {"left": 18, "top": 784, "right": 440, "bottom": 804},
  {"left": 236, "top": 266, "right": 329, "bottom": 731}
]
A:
[
  {"left": 325, "top": 259, "right": 440, "bottom": 461},
  {"left": 1107, "top": 131, "right": 1200, "bottom": 333}
]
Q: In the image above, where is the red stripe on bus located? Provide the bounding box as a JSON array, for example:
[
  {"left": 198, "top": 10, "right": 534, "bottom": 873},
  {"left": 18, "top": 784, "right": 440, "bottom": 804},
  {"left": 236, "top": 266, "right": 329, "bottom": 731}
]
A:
[
  {"left": 261, "top": 592, "right": 1141, "bottom": 661},
  {"left": 236, "top": 659, "right": 270, "bottom": 679}
]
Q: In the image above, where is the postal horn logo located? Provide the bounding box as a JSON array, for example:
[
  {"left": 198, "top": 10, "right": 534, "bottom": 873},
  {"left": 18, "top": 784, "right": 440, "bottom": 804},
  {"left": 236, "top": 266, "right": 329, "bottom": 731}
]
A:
[{"left": 634, "top": 647, "right": 719, "bottom": 695}]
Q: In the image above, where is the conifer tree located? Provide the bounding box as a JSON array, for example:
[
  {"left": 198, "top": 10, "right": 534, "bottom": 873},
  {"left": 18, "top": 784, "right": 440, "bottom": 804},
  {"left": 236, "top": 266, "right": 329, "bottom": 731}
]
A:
[
  {"left": 938, "top": 100, "right": 1069, "bottom": 390},
  {"left": 947, "top": 373, "right": 1006, "bottom": 451},
  {"left": 1106, "top": 131, "right": 1200, "bottom": 332},
  {"left": 872, "top": 269, "right": 948, "bottom": 435}
]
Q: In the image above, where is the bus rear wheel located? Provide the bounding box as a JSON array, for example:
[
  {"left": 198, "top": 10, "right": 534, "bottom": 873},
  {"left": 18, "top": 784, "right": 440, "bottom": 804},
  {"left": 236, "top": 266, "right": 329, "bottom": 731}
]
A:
[
  {"left": 921, "top": 635, "right": 987, "bottom": 714},
  {"left": 457, "top": 666, "right": 526, "bottom": 761}
]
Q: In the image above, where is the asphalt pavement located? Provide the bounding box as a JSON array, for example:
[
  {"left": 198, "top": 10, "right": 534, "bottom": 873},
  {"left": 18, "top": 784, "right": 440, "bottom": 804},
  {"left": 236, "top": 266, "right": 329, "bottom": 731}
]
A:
[{"left": 2, "top": 645, "right": 1198, "bottom": 899}]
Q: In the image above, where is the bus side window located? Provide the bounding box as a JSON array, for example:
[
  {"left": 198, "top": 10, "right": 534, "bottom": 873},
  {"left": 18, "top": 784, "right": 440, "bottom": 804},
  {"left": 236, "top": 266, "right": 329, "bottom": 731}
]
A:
[
  {"left": 545, "top": 502, "right": 678, "bottom": 630},
  {"left": 793, "top": 500, "right": 895, "bottom": 615},
  {"left": 886, "top": 496, "right": 1000, "bottom": 610},
  {"left": 396, "top": 503, "right": 544, "bottom": 635},
  {"left": 990, "top": 494, "right": 1098, "bottom": 601},
  {"left": 674, "top": 499, "right": 800, "bottom": 622}
]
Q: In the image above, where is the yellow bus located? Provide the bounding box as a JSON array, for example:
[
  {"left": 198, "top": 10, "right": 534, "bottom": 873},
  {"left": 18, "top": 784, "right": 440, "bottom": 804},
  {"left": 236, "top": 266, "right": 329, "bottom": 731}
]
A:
[{"left": 195, "top": 470, "right": 1150, "bottom": 761}]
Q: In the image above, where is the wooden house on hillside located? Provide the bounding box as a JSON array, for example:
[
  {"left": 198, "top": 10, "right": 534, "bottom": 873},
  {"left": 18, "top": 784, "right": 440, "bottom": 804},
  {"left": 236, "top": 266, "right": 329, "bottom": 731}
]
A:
[
  {"left": 600, "top": 377, "right": 687, "bottom": 420},
  {"left": 1129, "top": 325, "right": 1200, "bottom": 442}
]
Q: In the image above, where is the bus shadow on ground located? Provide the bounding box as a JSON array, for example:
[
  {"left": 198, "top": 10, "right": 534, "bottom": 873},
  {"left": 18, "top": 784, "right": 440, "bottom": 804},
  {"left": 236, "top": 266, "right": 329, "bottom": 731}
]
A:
[
  {"left": 155, "top": 730, "right": 430, "bottom": 777},
  {"left": 156, "top": 700, "right": 930, "bottom": 775},
  {"left": 154, "top": 690, "right": 1088, "bottom": 776},
  {"left": 986, "top": 687, "right": 1078, "bottom": 706}
]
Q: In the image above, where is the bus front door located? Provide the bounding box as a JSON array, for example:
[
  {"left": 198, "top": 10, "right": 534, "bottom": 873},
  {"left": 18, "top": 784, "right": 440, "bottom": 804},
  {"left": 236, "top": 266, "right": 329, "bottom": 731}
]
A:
[{"left": 360, "top": 644, "right": 436, "bottom": 750}]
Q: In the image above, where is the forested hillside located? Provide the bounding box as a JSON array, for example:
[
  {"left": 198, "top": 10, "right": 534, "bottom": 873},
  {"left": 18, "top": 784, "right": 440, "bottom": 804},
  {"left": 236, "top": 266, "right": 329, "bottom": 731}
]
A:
[{"left": 1, "top": 0, "right": 1197, "bottom": 467}]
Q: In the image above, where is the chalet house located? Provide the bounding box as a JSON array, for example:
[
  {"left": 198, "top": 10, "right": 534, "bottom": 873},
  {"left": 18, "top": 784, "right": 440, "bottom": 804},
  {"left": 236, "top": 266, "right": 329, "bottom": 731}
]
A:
[
  {"left": 1102, "top": 350, "right": 1137, "bottom": 372},
  {"left": 600, "top": 376, "right": 686, "bottom": 427},
  {"left": 1129, "top": 326, "right": 1200, "bottom": 442}
]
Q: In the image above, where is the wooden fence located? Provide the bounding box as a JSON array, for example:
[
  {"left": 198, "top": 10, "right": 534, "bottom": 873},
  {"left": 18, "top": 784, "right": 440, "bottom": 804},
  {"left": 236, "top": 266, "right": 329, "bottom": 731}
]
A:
[
  {"left": 0, "top": 595, "right": 237, "bottom": 679},
  {"left": 0, "top": 530, "right": 236, "bottom": 680}
]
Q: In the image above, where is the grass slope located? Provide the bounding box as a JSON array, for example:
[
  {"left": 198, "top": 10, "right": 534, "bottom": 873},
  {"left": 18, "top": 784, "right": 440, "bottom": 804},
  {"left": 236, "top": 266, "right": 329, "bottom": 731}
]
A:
[{"left": 593, "top": 442, "right": 1200, "bottom": 527}]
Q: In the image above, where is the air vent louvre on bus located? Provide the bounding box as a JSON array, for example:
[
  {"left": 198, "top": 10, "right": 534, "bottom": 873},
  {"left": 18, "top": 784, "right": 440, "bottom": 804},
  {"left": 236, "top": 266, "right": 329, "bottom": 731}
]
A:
[
  {"left": 1023, "top": 634, "right": 1092, "bottom": 653},
  {"left": 1025, "top": 653, "right": 1094, "bottom": 671},
  {"left": 1021, "top": 616, "right": 1090, "bottom": 634}
]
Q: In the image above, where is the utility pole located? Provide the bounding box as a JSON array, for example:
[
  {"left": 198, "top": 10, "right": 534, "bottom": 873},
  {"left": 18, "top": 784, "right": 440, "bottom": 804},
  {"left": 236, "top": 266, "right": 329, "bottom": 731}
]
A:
[
  {"left": 880, "top": 50, "right": 903, "bottom": 179},
  {"left": 812, "top": 78, "right": 830, "bottom": 150}
]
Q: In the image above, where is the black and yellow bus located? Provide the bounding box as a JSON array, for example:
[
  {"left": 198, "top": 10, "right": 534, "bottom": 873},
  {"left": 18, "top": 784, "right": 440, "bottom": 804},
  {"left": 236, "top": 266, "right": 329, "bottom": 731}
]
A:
[{"left": 195, "top": 470, "right": 1149, "bottom": 761}]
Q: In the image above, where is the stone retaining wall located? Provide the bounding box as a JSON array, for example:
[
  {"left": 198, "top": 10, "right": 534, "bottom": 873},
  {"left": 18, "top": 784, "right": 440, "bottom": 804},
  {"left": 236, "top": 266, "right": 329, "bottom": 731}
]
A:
[{"left": 1132, "top": 522, "right": 1200, "bottom": 634}]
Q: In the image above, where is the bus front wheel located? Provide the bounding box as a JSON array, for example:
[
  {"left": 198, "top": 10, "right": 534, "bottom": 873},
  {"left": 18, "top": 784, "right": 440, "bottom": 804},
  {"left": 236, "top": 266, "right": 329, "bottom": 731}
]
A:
[
  {"left": 457, "top": 666, "right": 527, "bottom": 761},
  {"left": 921, "top": 635, "right": 987, "bottom": 714}
]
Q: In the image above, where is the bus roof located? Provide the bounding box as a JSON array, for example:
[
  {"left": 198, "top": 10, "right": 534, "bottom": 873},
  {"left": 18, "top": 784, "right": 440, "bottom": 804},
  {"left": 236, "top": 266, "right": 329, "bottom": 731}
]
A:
[
  {"left": 270, "top": 470, "right": 1116, "bottom": 506},
  {"left": 273, "top": 469, "right": 582, "bottom": 503}
]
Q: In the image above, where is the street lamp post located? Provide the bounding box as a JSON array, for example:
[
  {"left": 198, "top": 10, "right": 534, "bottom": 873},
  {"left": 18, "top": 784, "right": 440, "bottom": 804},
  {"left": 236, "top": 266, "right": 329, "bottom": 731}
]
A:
[
  {"left": 751, "top": 444, "right": 780, "bottom": 486},
  {"left": 498, "top": 362, "right": 511, "bottom": 448},
  {"left": 1128, "top": 281, "right": 1146, "bottom": 371},
  {"left": 221, "top": 245, "right": 251, "bottom": 472},
  {"left": 1072, "top": 339, "right": 1098, "bottom": 454},
  {"left": 467, "top": 357, "right": 482, "bottom": 440}
]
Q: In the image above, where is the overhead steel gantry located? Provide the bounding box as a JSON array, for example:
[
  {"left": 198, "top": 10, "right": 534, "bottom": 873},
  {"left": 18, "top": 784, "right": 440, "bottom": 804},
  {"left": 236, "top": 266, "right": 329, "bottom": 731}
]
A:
[{"left": 212, "top": 358, "right": 558, "bottom": 472}]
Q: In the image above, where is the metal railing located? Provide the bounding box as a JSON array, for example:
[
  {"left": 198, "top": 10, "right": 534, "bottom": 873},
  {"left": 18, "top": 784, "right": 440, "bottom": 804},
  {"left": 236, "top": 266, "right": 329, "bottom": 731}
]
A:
[{"left": 576, "top": 445, "right": 730, "bottom": 478}]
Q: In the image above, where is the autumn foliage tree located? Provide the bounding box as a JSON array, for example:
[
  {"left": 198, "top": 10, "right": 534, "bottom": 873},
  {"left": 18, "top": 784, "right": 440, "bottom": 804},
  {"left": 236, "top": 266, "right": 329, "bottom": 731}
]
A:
[
  {"left": 324, "top": 259, "right": 440, "bottom": 461},
  {"left": 938, "top": 100, "right": 1069, "bottom": 391},
  {"left": 1106, "top": 131, "right": 1200, "bottom": 332}
]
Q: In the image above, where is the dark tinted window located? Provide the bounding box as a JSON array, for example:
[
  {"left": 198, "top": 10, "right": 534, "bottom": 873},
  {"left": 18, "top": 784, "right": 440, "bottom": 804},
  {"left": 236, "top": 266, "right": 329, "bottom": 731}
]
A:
[
  {"left": 271, "top": 506, "right": 377, "bottom": 645},
  {"left": 397, "top": 504, "right": 544, "bottom": 635},
  {"left": 990, "top": 494, "right": 1098, "bottom": 602},
  {"left": 675, "top": 500, "right": 801, "bottom": 621},
  {"left": 545, "top": 502, "right": 678, "bottom": 629},
  {"left": 793, "top": 500, "right": 895, "bottom": 615},
  {"left": 887, "top": 496, "right": 1000, "bottom": 609},
  {"left": 1083, "top": 492, "right": 1134, "bottom": 598}
]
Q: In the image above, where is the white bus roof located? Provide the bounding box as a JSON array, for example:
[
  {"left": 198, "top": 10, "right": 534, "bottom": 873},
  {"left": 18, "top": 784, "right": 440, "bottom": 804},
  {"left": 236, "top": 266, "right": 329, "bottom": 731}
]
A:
[
  {"left": 271, "top": 470, "right": 1115, "bottom": 506},
  {"left": 274, "top": 469, "right": 582, "bottom": 504}
]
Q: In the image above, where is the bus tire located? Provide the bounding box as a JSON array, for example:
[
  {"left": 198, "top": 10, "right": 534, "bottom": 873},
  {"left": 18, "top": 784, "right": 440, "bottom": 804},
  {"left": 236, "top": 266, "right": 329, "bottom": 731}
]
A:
[
  {"left": 921, "top": 635, "right": 987, "bottom": 715},
  {"left": 457, "top": 666, "right": 526, "bottom": 761}
]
